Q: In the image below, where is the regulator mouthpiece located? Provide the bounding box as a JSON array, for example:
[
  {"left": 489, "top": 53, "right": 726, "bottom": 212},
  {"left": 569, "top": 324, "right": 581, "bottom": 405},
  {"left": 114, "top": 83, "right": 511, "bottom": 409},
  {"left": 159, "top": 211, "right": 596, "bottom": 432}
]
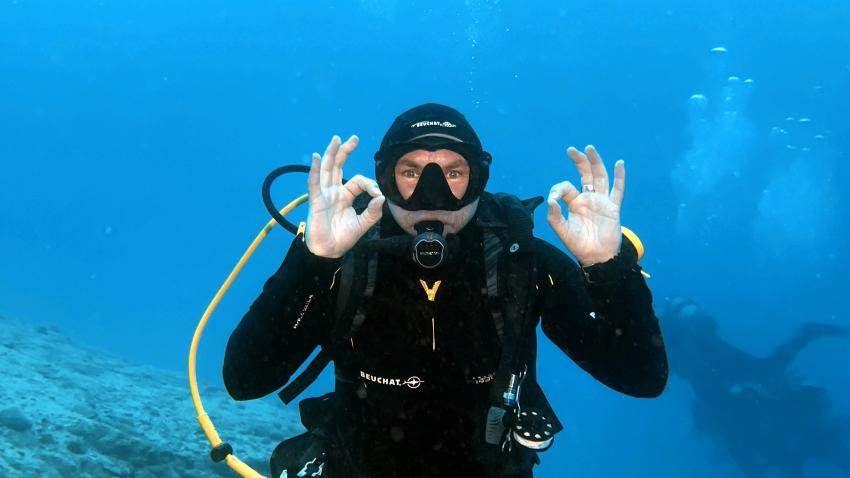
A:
[{"left": 411, "top": 221, "right": 447, "bottom": 269}]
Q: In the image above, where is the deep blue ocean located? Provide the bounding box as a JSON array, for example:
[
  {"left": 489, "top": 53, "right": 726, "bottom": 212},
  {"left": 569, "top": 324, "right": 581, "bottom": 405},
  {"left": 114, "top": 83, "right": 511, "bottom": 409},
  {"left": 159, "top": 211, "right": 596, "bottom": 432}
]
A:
[{"left": 2, "top": 1, "right": 848, "bottom": 476}]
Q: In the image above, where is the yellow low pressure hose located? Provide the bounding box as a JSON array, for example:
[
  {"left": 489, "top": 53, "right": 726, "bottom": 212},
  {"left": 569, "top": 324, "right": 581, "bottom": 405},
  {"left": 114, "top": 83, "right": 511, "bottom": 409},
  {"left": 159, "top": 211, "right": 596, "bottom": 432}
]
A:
[
  {"left": 188, "top": 193, "right": 308, "bottom": 478},
  {"left": 621, "top": 225, "right": 651, "bottom": 279}
]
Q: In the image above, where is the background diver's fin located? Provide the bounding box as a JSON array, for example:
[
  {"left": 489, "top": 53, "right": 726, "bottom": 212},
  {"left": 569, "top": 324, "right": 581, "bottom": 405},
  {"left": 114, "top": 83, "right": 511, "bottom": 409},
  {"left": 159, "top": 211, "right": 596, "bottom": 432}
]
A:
[{"left": 767, "top": 322, "right": 850, "bottom": 372}]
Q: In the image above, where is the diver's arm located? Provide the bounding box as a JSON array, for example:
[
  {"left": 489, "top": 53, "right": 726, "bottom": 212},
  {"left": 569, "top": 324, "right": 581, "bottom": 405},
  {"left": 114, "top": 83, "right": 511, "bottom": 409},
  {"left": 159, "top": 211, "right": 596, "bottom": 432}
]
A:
[
  {"left": 537, "top": 237, "right": 668, "bottom": 398},
  {"left": 223, "top": 237, "right": 339, "bottom": 400}
]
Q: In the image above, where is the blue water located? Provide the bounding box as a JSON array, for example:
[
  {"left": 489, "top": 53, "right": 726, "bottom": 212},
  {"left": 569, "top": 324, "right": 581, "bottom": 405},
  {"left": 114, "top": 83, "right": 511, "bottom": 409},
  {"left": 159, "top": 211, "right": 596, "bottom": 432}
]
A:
[{"left": 2, "top": 1, "right": 848, "bottom": 476}]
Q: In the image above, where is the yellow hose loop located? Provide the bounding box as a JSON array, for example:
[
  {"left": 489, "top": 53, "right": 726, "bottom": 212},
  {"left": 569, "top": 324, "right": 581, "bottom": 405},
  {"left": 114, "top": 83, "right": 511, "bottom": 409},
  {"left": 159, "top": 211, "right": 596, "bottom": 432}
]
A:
[
  {"left": 188, "top": 193, "right": 309, "bottom": 478},
  {"left": 620, "top": 226, "right": 650, "bottom": 278},
  {"left": 620, "top": 226, "right": 644, "bottom": 261}
]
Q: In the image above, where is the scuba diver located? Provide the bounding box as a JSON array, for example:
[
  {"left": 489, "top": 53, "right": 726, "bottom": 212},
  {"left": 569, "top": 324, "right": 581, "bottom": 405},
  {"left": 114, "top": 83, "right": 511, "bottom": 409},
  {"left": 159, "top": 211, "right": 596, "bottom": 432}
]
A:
[
  {"left": 223, "top": 103, "right": 668, "bottom": 478},
  {"left": 662, "top": 297, "right": 850, "bottom": 478}
]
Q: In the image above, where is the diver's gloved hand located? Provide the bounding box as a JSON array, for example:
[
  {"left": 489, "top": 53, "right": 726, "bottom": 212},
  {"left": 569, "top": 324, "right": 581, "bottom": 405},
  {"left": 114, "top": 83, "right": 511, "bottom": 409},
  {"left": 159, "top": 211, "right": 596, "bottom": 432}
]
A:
[
  {"left": 547, "top": 145, "right": 624, "bottom": 267},
  {"left": 305, "top": 135, "right": 386, "bottom": 258}
]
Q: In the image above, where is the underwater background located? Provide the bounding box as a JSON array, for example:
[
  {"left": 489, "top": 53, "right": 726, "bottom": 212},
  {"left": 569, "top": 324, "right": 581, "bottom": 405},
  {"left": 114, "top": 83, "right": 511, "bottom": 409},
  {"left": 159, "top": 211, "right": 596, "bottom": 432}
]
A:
[{"left": 1, "top": 0, "right": 848, "bottom": 476}]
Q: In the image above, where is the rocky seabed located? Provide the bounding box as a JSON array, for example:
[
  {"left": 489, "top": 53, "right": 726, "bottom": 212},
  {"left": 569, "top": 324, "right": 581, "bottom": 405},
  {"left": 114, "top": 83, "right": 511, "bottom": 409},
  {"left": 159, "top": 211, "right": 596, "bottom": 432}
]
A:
[{"left": 0, "top": 314, "right": 300, "bottom": 478}]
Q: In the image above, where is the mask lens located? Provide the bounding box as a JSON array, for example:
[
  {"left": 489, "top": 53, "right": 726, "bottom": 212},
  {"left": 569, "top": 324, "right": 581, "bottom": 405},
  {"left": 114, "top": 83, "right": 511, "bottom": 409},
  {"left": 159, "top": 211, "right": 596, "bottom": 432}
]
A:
[{"left": 395, "top": 162, "right": 466, "bottom": 197}]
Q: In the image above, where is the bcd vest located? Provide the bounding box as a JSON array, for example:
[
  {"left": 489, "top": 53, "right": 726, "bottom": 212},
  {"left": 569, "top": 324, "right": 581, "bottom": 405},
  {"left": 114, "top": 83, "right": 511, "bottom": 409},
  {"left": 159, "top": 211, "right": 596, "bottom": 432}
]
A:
[{"left": 277, "top": 192, "right": 564, "bottom": 456}]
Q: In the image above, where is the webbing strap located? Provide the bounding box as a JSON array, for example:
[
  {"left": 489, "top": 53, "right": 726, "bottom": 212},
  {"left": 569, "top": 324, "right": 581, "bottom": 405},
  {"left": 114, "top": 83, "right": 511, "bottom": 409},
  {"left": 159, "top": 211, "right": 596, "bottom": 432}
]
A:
[
  {"left": 481, "top": 195, "right": 539, "bottom": 411},
  {"left": 277, "top": 350, "right": 332, "bottom": 405},
  {"left": 347, "top": 252, "right": 378, "bottom": 338},
  {"left": 483, "top": 230, "right": 504, "bottom": 340},
  {"left": 483, "top": 227, "right": 525, "bottom": 407},
  {"left": 333, "top": 253, "right": 358, "bottom": 324}
]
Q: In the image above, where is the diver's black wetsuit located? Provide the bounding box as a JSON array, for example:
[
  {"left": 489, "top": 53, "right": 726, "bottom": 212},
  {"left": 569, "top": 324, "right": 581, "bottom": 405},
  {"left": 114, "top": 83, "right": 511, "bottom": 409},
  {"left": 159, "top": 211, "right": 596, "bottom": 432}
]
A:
[{"left": 223, "top": 196, "right": 668, "bottom": 478}]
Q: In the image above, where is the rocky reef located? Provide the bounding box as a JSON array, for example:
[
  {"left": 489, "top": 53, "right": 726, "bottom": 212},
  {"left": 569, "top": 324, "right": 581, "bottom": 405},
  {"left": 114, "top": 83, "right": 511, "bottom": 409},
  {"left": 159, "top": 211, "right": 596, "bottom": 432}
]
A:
[{"left": 0, "top": 313, "right": 301, "bottom": 477}]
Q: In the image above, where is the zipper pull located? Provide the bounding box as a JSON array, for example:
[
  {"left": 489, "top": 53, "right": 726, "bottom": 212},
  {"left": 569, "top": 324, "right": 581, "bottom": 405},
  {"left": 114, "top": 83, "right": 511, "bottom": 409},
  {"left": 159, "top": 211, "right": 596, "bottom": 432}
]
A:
[
  {"left": 418, "top": 279, "right": 442, "bottom": 302},
  {"left": 419, "top": 279, "right": 442, "bottom": 351}
]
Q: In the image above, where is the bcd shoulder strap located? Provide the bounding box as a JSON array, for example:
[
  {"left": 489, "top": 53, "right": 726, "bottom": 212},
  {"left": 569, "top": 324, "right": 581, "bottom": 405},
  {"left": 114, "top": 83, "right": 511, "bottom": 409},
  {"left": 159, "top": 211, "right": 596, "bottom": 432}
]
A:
[
  {"left": 484, "top": 193, "right": 564, "bottom": 441},
  {"left": 479, "top": 193, "right": 552, "bottom": 447},
  {"left": 277, "top": 224, "right": 379, "bottom": 405}
]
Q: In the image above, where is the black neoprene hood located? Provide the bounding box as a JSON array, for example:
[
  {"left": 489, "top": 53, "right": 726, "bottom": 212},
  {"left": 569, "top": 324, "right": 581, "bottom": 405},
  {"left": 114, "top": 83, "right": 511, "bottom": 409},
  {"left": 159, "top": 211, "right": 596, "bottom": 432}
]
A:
[{"left": 374, "top": 103, "right": 492, "bottom": 211}]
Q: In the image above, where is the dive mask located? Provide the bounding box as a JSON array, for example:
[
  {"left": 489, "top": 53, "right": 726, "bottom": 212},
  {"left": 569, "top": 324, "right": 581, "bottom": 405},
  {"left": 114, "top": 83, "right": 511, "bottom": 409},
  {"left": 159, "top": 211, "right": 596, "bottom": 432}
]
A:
[{"left": 375, "top": 140, "right": 490, "bottom": 212}]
